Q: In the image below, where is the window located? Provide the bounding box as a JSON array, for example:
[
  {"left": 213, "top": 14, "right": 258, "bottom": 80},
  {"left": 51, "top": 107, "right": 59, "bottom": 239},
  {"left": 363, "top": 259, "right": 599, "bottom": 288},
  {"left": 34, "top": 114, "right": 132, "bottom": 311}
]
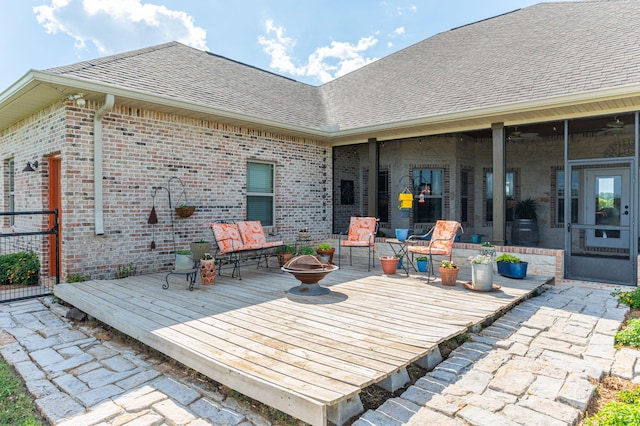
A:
[
  {"left": 485, "top": 171, "right": 515, "bottom": 222},
  {"left": 377, "top": 170, "right": 389, "bottom": 223},
  {"left": 460, "top": 169, "right": 471, "bottom": 223},
  {"left": 246, "top": 162, "right": 274, "bottom": 226},
  {"left": 412, "top": 169, "right": 443, "bottom": 223},
  {"left": 557, "top": 170, "right": 579, "bottom": 224}
]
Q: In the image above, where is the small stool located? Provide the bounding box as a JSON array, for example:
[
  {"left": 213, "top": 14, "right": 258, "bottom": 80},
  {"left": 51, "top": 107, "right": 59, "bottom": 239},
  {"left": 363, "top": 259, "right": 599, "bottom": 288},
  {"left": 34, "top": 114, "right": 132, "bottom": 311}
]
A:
[{"left": 164, "top": 266, "right": 198, "bottom": 291}]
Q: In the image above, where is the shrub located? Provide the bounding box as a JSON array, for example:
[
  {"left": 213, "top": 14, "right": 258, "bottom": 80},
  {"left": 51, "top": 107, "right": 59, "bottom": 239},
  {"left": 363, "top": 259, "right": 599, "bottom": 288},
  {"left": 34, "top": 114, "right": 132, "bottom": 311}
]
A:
[
  {"left": 496, "top": 253, "right": 522, "bottom": 263},
  {"left": 0, "top": 251, "right": 40, "bottom": 286},
  {"left": 116, "top": 263, "right": 137, "bottom": 279},
  {"left": 615, "top": 318, "right": 640, "bottom": 349},
  {"left": 611, "top": 287, "right": 640, "bottom": 309},
  {"left": 66, "top": 273, "right": 90, "bottom": 283},
  {"left": 585, "top": 399, "right": 640, "bottom": 425}
]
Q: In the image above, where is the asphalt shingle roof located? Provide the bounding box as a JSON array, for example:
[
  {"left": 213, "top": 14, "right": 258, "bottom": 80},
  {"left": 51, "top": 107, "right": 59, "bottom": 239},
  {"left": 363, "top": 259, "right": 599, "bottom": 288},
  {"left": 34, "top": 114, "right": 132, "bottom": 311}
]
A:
[{"left": 41, "top": 0, "right": 640, "bottom": 133}]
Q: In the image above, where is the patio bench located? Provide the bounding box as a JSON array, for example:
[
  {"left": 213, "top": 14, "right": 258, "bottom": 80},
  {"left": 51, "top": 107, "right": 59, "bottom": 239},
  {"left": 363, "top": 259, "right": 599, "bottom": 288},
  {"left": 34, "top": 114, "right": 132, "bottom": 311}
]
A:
[{"left": 209, "top": 220, "right": 284, "bottom": 279}]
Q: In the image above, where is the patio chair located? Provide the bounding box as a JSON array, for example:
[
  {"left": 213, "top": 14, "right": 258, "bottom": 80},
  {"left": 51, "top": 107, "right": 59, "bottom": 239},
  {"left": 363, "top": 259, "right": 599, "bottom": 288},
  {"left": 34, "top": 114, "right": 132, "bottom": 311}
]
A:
[
  {"left": 338, "top": 217, "right": 379, "bottom": 271},
  {"left": 407, "top": 220, "right": 463, "bottom": 282}
]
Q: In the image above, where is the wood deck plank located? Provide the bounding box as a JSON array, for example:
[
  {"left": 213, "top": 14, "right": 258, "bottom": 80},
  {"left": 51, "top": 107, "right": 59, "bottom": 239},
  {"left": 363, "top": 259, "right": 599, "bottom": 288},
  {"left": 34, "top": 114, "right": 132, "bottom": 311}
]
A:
[{"left": 55, "top": 265, "right": 549, "bottom": 426}]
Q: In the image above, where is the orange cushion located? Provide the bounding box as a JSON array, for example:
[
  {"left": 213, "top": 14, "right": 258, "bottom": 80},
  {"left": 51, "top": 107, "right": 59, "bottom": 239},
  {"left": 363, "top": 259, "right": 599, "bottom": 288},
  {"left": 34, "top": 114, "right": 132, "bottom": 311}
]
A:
[{"left": 211, "top": 223, "right": 244, "bottom": 254}]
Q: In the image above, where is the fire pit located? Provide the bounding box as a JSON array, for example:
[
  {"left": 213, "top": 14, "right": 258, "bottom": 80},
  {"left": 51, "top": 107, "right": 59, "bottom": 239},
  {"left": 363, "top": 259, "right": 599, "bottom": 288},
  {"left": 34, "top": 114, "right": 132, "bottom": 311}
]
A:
[{"left": 281, "top": 255, "right": 339, "bottom": 296}]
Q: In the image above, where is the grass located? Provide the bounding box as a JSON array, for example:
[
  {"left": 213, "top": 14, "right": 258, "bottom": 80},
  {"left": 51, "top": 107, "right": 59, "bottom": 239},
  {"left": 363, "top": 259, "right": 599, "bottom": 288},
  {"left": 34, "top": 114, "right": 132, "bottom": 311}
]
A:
[{"left": 0, "top": 357, "right": 44, "bottom": 425}]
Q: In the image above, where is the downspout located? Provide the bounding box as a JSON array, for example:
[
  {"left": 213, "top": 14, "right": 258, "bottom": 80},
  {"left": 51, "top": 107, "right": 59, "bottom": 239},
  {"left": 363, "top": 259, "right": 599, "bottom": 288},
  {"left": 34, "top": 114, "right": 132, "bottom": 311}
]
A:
[{"left": 93, "top": 94, "right": 115, "bottom": 235}]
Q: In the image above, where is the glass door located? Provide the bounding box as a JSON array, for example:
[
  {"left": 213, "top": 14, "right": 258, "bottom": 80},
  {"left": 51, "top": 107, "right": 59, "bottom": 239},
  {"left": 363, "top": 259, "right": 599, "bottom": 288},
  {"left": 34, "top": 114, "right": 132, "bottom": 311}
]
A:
[{"left": 566, "top": 162, "right": 635, "bottom": 285}]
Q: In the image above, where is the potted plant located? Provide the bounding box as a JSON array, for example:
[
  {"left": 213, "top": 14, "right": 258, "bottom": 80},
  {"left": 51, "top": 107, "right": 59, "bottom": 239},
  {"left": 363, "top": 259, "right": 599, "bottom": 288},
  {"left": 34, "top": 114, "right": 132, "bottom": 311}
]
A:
[
  {"left": 496, "top": 253, "right": 528, "bottom": 279},
  {"left": 175, "top": 203, "right": 196, "bottom": 218},
  {"left": 299, "top": 246, "right": 316, "bottom": 256},
  {"left": 174, "top": 249, "right": 194, "bottom": 270},
  {"left": 199, "top": 253, "right": 216, "bottom": 285},
  {"left": 479, "top": 241, "right": 496, "bottom": 259},
  {"left": 512, "top": 197, "right": 539, "bottom": 246},
  {"left": 277, "top": 245, "right": 296, "bottom": 267},
  {"left": 190, "top": 239, "right": 212, "bottom": 262},
  {"left": 379, "top": 256, "right": 399, "bottom": 275},
  {"left": 416, "top": 255, "right": 429, "bottom": 272},
  {"left": 439, "top": 260, "right": 459, "bottom": 286},
  {"left": 395, "top": 253, "right": 404, "bottom": 269},
  {"left": 468, "top": 254, "right": 494, "bottom": 291},
  {"left": 316, "top": 243, "right": 335, "bottom": 264}
]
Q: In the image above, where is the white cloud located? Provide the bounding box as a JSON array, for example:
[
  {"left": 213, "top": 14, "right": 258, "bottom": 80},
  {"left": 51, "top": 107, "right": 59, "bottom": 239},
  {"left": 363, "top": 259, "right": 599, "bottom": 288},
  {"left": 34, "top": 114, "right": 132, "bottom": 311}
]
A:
[
  {"left": 33, "top": 0, "right": 208, "bottom": 55},
  {"left": 392, "top": 27, "right": 405, "bottom": 36},
  {"left": 258, "top": 20, "right": 378, "bottom": 84}
]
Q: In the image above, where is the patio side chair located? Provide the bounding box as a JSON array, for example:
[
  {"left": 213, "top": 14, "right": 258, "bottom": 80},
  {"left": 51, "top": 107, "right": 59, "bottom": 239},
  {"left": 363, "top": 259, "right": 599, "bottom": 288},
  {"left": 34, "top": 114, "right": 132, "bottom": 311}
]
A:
[
  {"left": 338, "top": 217, "right": 380, "bottom": 271},
  {"left": 407, "top": 220, "right": 463, "bottom": 282}
]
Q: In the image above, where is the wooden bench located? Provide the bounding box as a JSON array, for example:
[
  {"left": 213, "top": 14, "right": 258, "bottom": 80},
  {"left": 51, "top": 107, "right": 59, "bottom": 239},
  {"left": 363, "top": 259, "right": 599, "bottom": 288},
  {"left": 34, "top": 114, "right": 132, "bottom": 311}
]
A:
[{"left": 209, "top": 221, "right": 283, "bottom": 279}]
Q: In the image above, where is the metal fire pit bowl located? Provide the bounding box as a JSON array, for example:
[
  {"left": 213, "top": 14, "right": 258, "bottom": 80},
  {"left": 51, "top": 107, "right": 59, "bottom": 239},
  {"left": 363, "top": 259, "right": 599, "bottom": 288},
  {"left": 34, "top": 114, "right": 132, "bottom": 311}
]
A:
[{"left": 281, "top": 255, "right": 339, "bottom": 296}]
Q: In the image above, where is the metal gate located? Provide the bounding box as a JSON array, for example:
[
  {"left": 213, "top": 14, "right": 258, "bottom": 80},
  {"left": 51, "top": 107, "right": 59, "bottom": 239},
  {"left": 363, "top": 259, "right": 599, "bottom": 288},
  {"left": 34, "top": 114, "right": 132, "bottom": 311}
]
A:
[{"left": 0, "top": 210, "right": 59, "bottom": 302}]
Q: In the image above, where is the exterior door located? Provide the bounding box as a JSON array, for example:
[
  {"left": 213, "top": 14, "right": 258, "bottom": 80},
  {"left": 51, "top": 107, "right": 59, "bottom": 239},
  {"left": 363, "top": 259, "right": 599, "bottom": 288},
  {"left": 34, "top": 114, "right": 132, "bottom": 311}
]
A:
[
  {"left": 48, "top": 158, "right": 61, "bottom": 278},
  {"left": 566, "top": 162, "right": 636, "bottom": 285}
]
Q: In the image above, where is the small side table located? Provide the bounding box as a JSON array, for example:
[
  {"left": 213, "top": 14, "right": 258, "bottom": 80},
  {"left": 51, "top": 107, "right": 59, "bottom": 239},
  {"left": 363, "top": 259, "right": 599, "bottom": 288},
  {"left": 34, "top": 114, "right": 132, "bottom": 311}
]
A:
[
  {"left": 164, "top": 264, "right": 198, "bottom": 291},
  {"left": 387, "top": 239, "right": 416, "bottom": 276}
]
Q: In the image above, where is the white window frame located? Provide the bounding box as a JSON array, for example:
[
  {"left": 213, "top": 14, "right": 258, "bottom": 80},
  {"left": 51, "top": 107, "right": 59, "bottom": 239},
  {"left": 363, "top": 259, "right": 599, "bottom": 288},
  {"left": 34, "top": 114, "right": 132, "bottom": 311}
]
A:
[{"left": 246, "top": 161, "right": 275, "bottom": 227}]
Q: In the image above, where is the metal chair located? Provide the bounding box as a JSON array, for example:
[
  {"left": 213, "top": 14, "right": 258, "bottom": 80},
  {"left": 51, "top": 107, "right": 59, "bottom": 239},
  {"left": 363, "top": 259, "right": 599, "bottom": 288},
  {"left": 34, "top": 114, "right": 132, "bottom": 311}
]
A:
[
  {"left": 407, "top": 220, "right": 463, "bottom": 282},
  {"left": 338, "top": 217, "right": 379, "bottom": 271}
]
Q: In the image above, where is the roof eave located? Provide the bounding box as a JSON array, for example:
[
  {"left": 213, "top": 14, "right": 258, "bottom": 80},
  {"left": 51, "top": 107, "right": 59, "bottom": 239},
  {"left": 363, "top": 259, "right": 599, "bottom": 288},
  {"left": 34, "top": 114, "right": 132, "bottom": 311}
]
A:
[{"left": 328, "top": 83, "right": 640, "bottom": 145}]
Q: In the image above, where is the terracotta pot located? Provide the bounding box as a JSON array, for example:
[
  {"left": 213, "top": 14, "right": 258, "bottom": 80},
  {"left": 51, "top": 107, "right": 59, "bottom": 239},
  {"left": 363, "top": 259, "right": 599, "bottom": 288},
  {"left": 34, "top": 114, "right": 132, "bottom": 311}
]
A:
[
  {"left": 316, "top": 248, "right": 335, "bottom": 264},
  {"left": 439, "top": 266, "right": 459, "bottom": 286},
  {"left": 199, "top": 259, "right": 216, "bottom": 285},
  {"left": 380, "top": 256, "right": 399, "bottom": 275},
  {"left": 277, "top": 252, "right": 293, "bottom": 267}
]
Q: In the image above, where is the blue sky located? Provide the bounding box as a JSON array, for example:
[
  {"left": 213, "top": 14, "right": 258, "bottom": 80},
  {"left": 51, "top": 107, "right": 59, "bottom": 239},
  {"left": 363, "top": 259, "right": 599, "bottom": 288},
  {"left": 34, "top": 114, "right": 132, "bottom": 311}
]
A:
[{"left": 1, "top": 0, "right": 573, "bottom": 90}]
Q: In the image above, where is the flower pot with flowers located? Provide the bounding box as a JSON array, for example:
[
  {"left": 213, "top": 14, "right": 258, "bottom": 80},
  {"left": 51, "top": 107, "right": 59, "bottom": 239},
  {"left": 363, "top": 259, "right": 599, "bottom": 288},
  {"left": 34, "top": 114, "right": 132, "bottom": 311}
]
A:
[
  {"left": 379, "top": 256, "right": 399, "bottom": 275},
  {"left": 439, "top": 260, "right": 459, "bottom": 286},
  {"left": 468, "top": 254, "right": 494, "bottom": 291}
]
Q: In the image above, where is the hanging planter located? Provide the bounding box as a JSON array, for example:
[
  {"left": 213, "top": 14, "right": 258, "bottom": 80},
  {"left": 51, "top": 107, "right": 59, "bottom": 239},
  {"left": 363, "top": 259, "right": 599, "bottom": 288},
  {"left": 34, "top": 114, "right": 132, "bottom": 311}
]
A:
[{"left": 175, "top": 205, "right": 195, "bottom": 218}]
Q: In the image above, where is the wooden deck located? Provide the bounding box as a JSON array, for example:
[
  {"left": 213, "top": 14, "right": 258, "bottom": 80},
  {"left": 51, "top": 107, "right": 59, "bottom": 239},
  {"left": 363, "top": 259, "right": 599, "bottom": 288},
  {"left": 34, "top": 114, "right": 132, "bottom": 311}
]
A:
[{"left": 54, "top": 264, "right": 550, "bottom": 425}]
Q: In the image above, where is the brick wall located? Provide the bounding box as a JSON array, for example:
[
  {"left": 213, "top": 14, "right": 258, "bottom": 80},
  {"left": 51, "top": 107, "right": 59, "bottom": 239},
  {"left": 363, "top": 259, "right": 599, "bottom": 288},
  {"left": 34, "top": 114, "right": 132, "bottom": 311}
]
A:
[{"left": 2, "top": 100, "right": 332, "bottom": 279}]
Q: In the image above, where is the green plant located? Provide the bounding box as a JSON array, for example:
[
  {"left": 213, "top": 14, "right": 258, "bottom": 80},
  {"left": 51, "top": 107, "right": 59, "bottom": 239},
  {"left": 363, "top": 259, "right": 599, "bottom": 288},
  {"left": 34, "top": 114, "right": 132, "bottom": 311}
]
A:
[
  {"left": 496, "top": 253, "right": 522, "bottom": 263},
  {"left": 176, "top": 249, "right": 192, "bottom": 255},
  {"left": 299, "top": 246, "right": 316, "bottom": 255},
  {"left": 615, "top": 318, "right": 640, "bottom": 349},
  {"left": 0, "top": 251, "right": 40, "bottom": 286},
  {"left": 514, "top": 197, "right": 538, "bottom": 220},
  {"left": 116, "top": 263, "right": 137, "bottom": 279},
  {"left": 0, "top": 359, "right": 44, "bottom": 425},
  {"left": 317, "top": 243, "right": 332, "bottom": 251},
  {"left": 585, "top": 385, "right": 640, "bottom": 426},
  {"left": 66, "top": 273, "right": 90, "bottom": 283},
  {"left": 481, "top": 241, "right": 493, "bottom": 247},
  {"left": 416, "top": 256, "right": 428, "bottom": 261},
  {"left": 394, "top": 253, "right": 404, "bottom": 259},
  {"left": 440, "top": 260, "right": 457, "bottom": 268},
  {"left": 277, "top": 245, "right": 296, "bottom": 254},
  {"left": 611, "top": 287, "right": 640, "bottom": 309}
]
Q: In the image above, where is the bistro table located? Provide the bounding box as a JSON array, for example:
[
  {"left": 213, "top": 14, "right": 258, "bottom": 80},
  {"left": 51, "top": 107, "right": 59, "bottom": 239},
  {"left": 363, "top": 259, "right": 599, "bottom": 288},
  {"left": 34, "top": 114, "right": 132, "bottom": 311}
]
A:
[{"left": 386, "top": 238, "right": 417, "bottom": 276}]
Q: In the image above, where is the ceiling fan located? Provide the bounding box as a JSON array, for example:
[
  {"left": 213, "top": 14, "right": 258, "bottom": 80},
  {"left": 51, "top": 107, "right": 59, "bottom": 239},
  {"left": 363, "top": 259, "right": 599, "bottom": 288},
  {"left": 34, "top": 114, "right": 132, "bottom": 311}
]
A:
[
  {"left": 597, "top": 117, "right": 634, "bottom": 135},
  {"left": 508, "top": 128, "right": 541, "bottom": 142}
]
